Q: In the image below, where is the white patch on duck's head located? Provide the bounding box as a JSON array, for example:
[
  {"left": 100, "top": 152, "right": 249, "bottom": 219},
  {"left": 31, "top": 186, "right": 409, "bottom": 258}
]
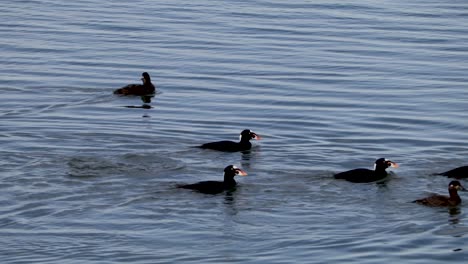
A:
[
  {"left": 239, "top": 130, "right": 252, "bottom": 140},
  {"left": 374, "top": 158, "right": 390, "bottom": 169}
]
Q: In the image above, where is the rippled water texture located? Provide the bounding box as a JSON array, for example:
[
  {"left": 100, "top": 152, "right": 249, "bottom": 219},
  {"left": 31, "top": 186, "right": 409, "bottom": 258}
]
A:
[{"left": 1, "top": 0, "right": 468, "bottom": 263}]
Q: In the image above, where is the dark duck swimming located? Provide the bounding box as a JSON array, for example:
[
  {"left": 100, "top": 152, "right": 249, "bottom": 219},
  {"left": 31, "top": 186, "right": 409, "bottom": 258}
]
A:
[
  {"left": 413, "top": 181, "right": 465, "bottom": 207},
  {"left": 334, "top": 158, "right": 399, "bottom": 183},
  {"left": 177, "top": 165, "right": 247, "bottom": 194},
  {"left": 199, "top": 129, "right": 261, "bottom": 152},
  {"left": 436, "top": 166, "right": 468, "bottom": 179},
  {"left": 113, "top": 72, "right": 155, "bottom": 95}
]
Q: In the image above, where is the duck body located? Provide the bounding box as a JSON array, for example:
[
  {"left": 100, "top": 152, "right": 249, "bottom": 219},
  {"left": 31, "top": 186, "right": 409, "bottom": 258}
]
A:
[
  {"left": 177, "top": 180, "right": 236, "bottom": 194},
  {"left": 413, "top": 194, "right": 461, "bottom": 207},
  {"left": 199, "top": 130, "right": 261, "bottom": 152},
  {"left": 177, "top": 165, "right": 247, "bottom": 194},
  {"left": 437, "top": 166, "right": 468, "bottom": 179},
  {"left": 413, "top": 181, "right": 465, "bottom": 207},
  {"left": 114, "top": 72, "right": 155, "bottom": 95},
  {"left": 333, "top": 168, "right": 388, "bottom": 183},
  {"left": 200, "top": 140, "right": 251, "bottom": 152},
  {"left": 334, "top": 158, "right": 399, "bottom": 183}
]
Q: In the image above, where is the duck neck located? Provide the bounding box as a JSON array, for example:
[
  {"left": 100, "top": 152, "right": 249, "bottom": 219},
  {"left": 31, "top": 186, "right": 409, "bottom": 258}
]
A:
[
  {"left": 449, "top": 189, "right": 461, "bottom": 202},
  {"left": 223, "top": 173, "right": 237, "bottom": 187},
  {"left": 239, "top": 136, "right": 251, "bottom": 145},
  {"left": 374, "top": 166, "right": 388, "bottom": 176}
]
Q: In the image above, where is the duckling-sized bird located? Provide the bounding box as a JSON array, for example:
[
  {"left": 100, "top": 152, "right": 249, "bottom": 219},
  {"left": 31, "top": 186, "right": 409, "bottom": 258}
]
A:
[
  {"left": 334, "top": 158, "right": 399, "bottom": 183},
  {"left": 199, "top": 129, "right": 261, "bottom": 152},
  {"left": 114, "top": 72, "right": 155, "bottom": 95},
  {"left": 177, "top": 165, "right": 247, "bottom": 194},
  {"left": 413, "top": 181, "right": 465, "bottom": 206}
]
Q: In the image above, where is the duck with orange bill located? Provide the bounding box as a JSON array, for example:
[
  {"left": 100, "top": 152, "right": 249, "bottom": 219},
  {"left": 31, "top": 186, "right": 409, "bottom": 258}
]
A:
[
  {"left": 334, "top": 158, "right": 399, "bottom": 183},
  {"left": 177, "top": 165, "right": 248, "bottom": 194},
  {"left": 199, "top": 129, "right": 261, "bottom": 152}
]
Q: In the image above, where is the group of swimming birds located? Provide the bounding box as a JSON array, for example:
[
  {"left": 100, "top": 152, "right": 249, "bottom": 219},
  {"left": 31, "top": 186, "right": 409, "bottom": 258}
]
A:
[{"left": 114, "top": 72, "right": 467, "bottom": 207}]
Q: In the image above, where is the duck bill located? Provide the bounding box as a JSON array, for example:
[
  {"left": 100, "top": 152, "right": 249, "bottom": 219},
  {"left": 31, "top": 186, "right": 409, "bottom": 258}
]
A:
[
  {"left": 458, "top": 185, "right": 466, "bottom": 191},
  {"left": 253, "top": 134, "right": 262, "bottom": 140},
  {"left": 236, "top": 169, "right": 248, "bottom": 176},
  {"left": 390, "top": 162, "right": 399, "bottom": 168}
]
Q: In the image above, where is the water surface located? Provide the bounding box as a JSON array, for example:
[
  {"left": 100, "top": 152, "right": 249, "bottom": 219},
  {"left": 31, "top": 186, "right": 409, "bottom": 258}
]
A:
[{"left": 1, "top": 0, "right": 468, "bottom": 263}]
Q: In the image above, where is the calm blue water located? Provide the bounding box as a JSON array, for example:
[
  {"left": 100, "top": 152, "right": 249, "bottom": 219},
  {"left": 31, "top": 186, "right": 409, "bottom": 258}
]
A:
[{"left": 1, "top": 0, "right": 468, "bottom": 263}]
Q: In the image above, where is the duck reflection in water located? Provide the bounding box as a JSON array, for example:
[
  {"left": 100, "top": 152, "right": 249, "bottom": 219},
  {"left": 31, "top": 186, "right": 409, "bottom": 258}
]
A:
[
  {"left": 124, "top": 95, "right": 154, "bottom": 109},
  {"left": 449, "top": 207, "right": 461, "bottom": 225}
]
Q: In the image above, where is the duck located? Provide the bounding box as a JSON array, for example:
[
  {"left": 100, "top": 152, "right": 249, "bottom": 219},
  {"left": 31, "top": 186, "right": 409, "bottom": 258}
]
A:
[
  {"left": 113, "top": 72, "right": 155, "bottom": 95},
  {"left": 436, "top": 166, "right": 468, "bottom": 179},
  {"left": 199, "top": 129, "right": 261, "bottom": 152},
  {"left": 334, "top": 158, "right": 399, "bottom": 183},
  {"left": 177, "top": 165, "right": 247, "bottom": 194},
  {"left": 413, "top": 181, "right": 465, "bottom": 206}
]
